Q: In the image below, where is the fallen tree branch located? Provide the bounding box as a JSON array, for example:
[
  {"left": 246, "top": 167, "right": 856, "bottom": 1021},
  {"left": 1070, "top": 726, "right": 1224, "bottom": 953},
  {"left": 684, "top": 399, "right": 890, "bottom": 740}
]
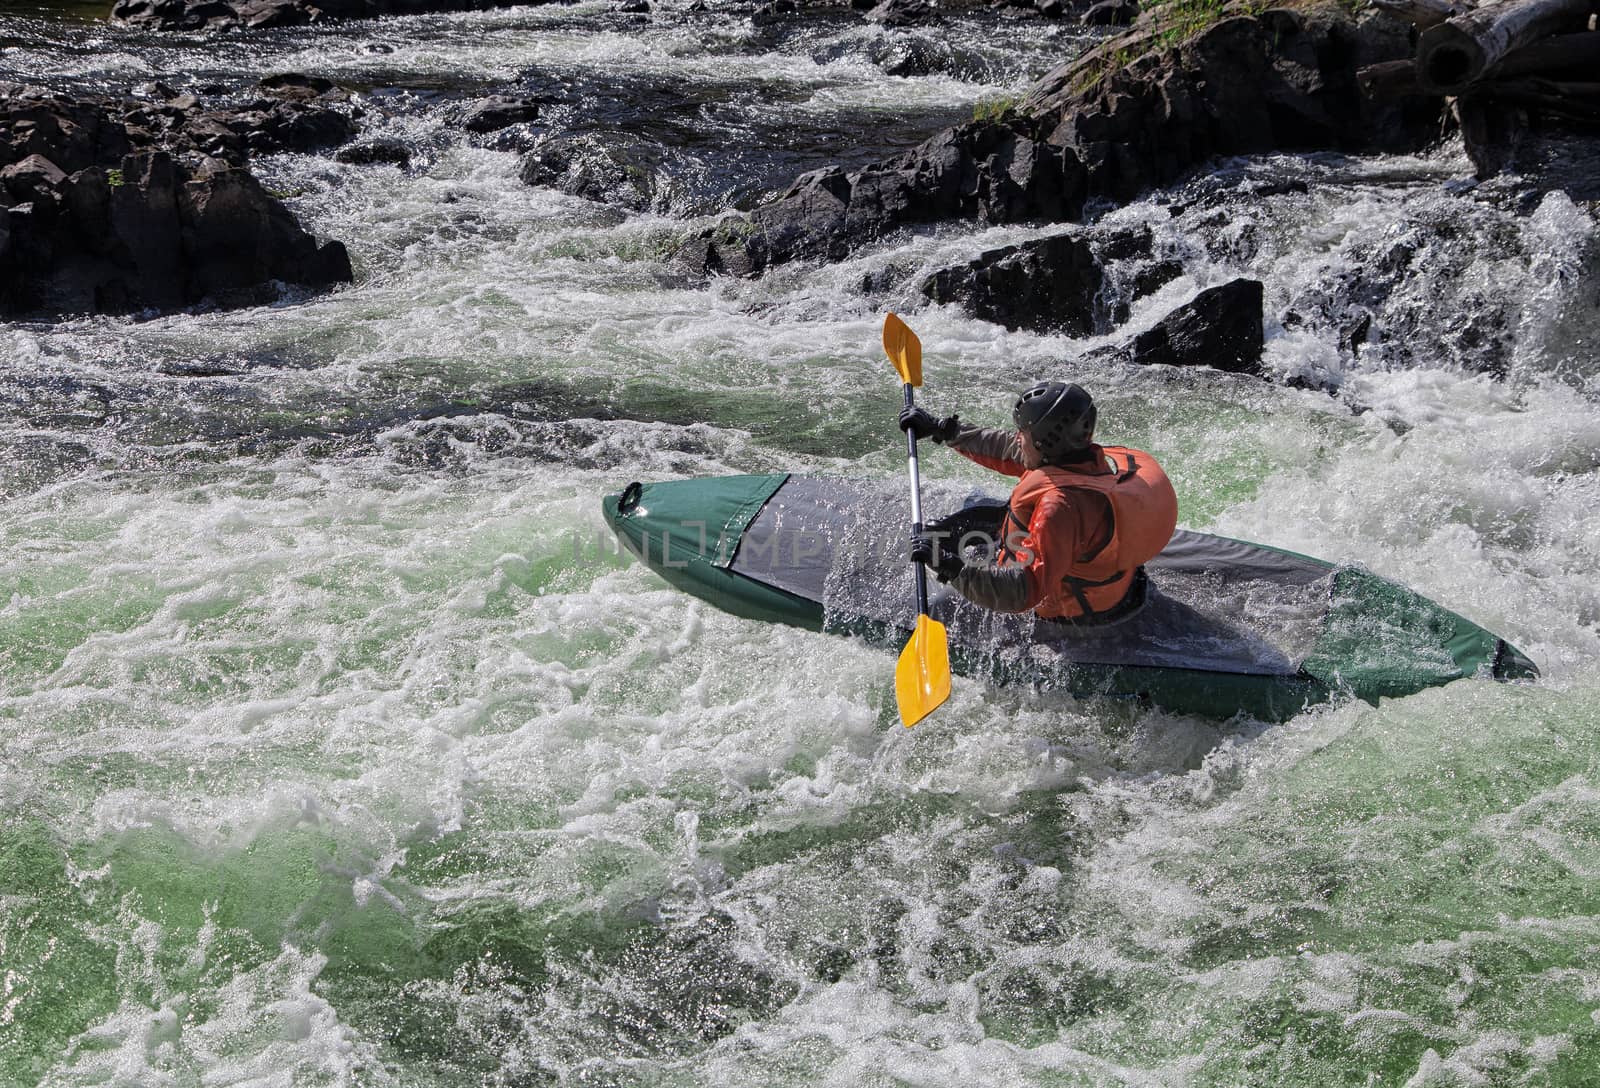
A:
[
  {"left": 1357, "top": 59, "right": 1428, "bottom": 96},
  {"left": 1415, "top": 0, "right": 1595, "bottom": 95},
  {"left": 1370, "top": 0, "right": 1475, "bottom": 29},
  {"left": 1489, "top": 29, "right": 1600, "bottom": 76},
  {"left": 1473, "top": 76, "right": 1600, "bottom": 120}
]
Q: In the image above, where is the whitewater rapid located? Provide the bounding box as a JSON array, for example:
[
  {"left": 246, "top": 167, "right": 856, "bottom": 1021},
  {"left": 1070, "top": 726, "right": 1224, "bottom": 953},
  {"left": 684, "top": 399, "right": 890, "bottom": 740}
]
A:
[{"left": 3, "top": 3, "right": 1599, "bottom": 1085}]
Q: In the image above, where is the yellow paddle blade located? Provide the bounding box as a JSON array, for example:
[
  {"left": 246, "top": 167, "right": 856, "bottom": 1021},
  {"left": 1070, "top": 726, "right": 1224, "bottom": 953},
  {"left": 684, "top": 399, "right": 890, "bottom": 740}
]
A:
[
  {"left": 895, "top": 614, "right": 951, "bottom": 728},
  {"left": 883, "top": 312, "right": 922, "bottom": 388}
]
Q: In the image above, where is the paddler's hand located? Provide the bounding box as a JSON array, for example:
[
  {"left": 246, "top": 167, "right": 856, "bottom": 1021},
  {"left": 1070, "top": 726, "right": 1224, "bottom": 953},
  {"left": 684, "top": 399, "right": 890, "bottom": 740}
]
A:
[
  {"left": 910, "top": 533, "right": 965, "bottom": 584},
  {"left": 898, "top": 406, "right": 961, "bottom": 444}
]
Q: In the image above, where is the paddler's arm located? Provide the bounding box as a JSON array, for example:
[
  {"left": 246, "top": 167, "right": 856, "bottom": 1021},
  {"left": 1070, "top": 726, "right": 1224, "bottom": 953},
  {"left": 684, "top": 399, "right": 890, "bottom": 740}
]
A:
[
  {"left": 945, "top": 424, "right": 1028, "bottom": 478},
  {"left": 947, "top": 562, "right": 1037, "bottom": 613},
  {"left": 912, "top": 489, "right": 1078, "bottom": 614},
  {"left": 898, "top": 408, "right": 1028, "bottom": 477},
  {"left": 911, "top": 538, "right": 1038, "bottom": 614}
]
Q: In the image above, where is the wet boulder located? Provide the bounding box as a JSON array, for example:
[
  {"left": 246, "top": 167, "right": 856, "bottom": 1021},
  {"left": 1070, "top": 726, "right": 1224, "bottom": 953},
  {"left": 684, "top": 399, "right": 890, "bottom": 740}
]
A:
[
  {"left": 1123, "top": 278, "right": 1265, "bottom": 374},
  {"left": 459, "top": 95, "right": 541, "bottom": 134},
  {"left": 684, "top": 1, "right": 1434, "bottom": 278},
  {"left": 179, "top": 160, "right": 353, "bottom": 294},
  {"left": 1081, "top": 0, "right": 1136, "bottom": 25},
  {"left": 1088, "top": 223, "right": 1185, "bottom": 326},
  {"left": 865, "top": 0, "right": 936, "bottom": 26},
  {"left": 232, "top": 0, "right": 317, "bottom": 25},
  {"left": 335, "top": 138, "right": 411, "bottom": 166},
  {"left": 238, "top": 99, "right": 357, "bottom": 156},
  {"left": 1, "top": 153, "right": 69, "bottom": 207},
  {"left": 1, "top": 87, "right": 354, "bottom": 319},
  {"left": 110, "top": 0, "right": 566, "bottom": 30},
  {"left": 869, "top": 35, "right": 945, "bottom": 77},
  {"left": 519, "top": 133, "right": 662, "bottom": 211},
  {"left": 255, "top": 73, "right": 345, "bottom": 102},
  {"left": 1028, "top": 5, "right": 1436, "bottom": 203},
  {"left": 675, "top": 116, "right": 1086, "bottom": 277},
  {"left": 920, "top": 232, "right": 1102, "bottom": 336},
  {"left": 1, "top": 85, "right": 134, "bottom": 174}
]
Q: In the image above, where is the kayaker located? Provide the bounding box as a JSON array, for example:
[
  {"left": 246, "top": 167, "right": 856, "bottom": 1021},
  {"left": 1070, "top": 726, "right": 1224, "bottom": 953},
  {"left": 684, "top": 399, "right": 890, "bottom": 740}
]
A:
[{"left": 900, "top": 381, "right": 1178, "bottom": 624}]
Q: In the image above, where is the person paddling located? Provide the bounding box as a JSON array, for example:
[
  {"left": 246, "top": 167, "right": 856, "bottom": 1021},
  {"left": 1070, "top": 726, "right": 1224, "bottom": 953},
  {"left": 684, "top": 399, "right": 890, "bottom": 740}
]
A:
[{"left": 901, "top": 381, "right": 1178, "bottom": 624}]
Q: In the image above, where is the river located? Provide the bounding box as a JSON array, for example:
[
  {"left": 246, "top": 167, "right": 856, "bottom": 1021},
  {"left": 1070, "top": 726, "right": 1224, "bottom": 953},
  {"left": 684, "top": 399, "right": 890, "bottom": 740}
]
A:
[{"left": 3, "top": 3, "right": 1599, "bottom": 1085}]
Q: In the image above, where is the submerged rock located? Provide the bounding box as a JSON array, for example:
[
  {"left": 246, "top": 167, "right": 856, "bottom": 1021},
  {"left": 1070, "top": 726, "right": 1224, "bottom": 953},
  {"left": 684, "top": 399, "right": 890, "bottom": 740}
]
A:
[
  {"left": 519, "top": 133, "right": 663, "bottom": 211},
  {"left": 335, "top": 138, "right": 412, "bottom": 166},
  {"left": 459, "top": 95, "right": 541, "bottom": 134}
]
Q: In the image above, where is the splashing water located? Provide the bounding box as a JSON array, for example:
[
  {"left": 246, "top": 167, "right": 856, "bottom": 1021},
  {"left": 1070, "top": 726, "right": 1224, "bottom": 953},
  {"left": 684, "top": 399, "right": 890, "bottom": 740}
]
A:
[{"left": 4, "top": 4, "right": 1599, "bottom": 1086}]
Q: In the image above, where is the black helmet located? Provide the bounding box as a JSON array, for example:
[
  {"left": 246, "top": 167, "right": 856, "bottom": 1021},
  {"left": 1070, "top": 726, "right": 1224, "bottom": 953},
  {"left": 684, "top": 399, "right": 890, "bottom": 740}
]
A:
[{"left": 1013, "top": 381, "right": 1096, "bottom": 462}]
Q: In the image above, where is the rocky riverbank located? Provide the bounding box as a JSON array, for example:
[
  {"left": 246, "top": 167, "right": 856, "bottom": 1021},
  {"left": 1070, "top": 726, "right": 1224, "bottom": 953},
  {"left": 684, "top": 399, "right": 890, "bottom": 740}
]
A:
[
  {"left": 679, "top": 0, "right": 1440, "bottom": 280},
  {"left": 0, "top": 80, "right": 356, "bottom": 319},
  {"left": 657, "top": 0, "right": 1492, "bottom": 380}
]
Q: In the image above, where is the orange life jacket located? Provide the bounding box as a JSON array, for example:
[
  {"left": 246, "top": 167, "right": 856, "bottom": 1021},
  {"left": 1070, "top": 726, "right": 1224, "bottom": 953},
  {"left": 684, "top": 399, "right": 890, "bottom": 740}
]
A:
[{"left": 1001, "top": 446, "right": 1178, "bottom": 620}]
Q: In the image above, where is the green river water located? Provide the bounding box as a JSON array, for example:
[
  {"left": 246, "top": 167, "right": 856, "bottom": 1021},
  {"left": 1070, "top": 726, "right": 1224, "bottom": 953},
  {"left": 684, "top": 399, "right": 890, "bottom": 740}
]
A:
[{"left": 3, "top": 3, "right": 1600, "bottom": 1085}]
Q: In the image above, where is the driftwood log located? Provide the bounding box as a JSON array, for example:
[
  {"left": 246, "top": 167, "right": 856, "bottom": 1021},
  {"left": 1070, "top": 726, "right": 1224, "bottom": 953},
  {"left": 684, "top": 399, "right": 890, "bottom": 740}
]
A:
[
  {"left": 1415, "top": 0, "right": 1596, "bottom": 94},
  {"left": 1362, "top": 0, "right": 1600, "bottom": 179},
  {"left": 1489, "top": 29, "right": 1600, "bottom": 75},
  {"left": 1357, "top": 59, "right": 1426, "bottom": 96},
  {"left": 1477, "top": 77, "right": 1600, "bottom": 119},
  {"left": 1371, "top": 0, "right": 1474, "bottom": 28},
  {"left": 1360, "top": 30, "right": 1600, "bottom": 95}
]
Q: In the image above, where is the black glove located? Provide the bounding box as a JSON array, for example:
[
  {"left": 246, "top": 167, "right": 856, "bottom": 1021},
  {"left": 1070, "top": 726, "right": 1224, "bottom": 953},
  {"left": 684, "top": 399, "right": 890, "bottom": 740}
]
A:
[
  {"left": 910, "top": 533, "right": 965, "bottom": 584},
  {"left": 898, "top": 406, "right": 960, "bottom": 444}
]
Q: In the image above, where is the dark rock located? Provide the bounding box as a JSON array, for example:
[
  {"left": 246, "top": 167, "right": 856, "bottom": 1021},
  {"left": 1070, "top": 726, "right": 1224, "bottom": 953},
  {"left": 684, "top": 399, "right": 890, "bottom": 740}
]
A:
[
  {"left": 1131, "top": 258, "right": 1182, "bottom": 299},
  {"left": 241, "top": 100, "right": 358, "bottom": 155},
  {"left": 920, "top": 232, "right": 1102, "bottom": 335},
  {"left": 687, "top": 1, "right": 1437, "bottom": 279},
  {"left": 1092, "top": 222, "right": 1154, "bottom": 262},
  {"left": 676, "top": 116, "right": 1085, "bottom": 276},
  {"left": 1088, "top": 225, "right": 1186, "bottom": 326},
  {"left": 111, "top": 0, "right": 573, "bottom": 31},
  {"left": 869, "top": 36, "right": 944, "bottom": 77},
  {"left": 1, "top": 153, "right": 69, "bottom": 205},
  {"left": 0, "top": 89, "right": 353, "bottom": 319},
  {"left": 459, "top": 95, "right": 541, "bottom": 134},
  {"left": 1035, "top": 0, "right": 1069, "bottom": 17},
  {"left": 335, "top": 138, "right": 411, "bottom": 166},
  {"left": 1081, "top": 0, "right": 1135, "bottom": 25},
  {"left": 1031, "top": 5, "right": 1436, "bottom": 203},
  {"left": 256, "top": 73, "right": 343, "bottom": 102},
  {"left": 519, "top": 133, "right": 662, "bottom": 211},
  {"left": 751, "top": 0, "right": 795, "bottom": 23},
  {"left": 1126, "top": 278, "right": 1264, "bottom": 374},
  {"left": 866, "top": 0, "right": 935, "bottom": 25},
  {"left": 615, "top": 0, "right": 649, "bottom": 10},
  {"left": 234, "top": 0, "right": 316, "bottom": 26}
]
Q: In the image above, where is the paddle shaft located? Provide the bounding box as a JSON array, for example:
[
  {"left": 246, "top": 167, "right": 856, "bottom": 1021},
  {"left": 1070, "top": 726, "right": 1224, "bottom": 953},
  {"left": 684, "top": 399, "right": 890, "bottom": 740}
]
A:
[{"left": 902, "top": 382, "right": 931, "bottom": 618}]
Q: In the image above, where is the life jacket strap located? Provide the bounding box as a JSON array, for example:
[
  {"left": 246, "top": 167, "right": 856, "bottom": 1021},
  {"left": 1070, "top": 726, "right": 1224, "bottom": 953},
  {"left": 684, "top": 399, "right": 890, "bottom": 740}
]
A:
[{"left": 1055, "top": 567, "right": 1149, "bottom": 626}]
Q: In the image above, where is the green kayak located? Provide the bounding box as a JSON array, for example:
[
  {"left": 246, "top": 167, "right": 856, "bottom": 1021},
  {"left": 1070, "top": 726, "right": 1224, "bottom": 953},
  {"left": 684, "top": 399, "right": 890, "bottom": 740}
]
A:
[{"left": 601, "top": 473, "right": 1538, "bottom": 721}]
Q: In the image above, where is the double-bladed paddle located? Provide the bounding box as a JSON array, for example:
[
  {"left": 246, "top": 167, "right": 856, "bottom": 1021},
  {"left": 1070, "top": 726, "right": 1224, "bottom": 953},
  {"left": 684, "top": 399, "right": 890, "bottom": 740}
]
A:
[{"left": 882, "top": 313, "right": 952, "bottom": 728}]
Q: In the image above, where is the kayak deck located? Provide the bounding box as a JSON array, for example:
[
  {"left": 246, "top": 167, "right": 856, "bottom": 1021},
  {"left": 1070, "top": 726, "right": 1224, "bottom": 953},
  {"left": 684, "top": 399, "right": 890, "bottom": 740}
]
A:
[{"left": 602, "top": 474, "right": 1538, "bottom": 721}]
